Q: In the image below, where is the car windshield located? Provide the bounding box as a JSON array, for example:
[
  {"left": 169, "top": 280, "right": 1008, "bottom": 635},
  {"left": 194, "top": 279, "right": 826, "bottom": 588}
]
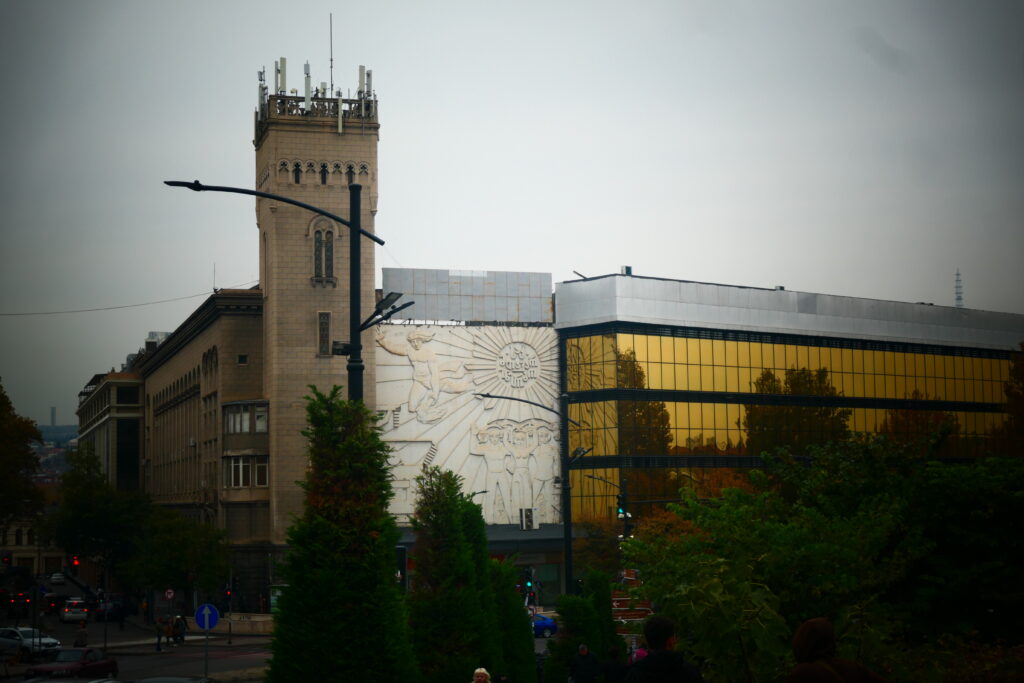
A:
[
  {"left": 54, "top": 650, "right": 82, "bottom": 662},
  {"left": 17, "top": 628, "right": 41, "bottom": 638}
]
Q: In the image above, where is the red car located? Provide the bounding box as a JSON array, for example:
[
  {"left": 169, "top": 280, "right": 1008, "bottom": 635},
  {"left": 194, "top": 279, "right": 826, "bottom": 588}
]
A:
[{"left": 23, "top": 648, "right": 118, "bottom": 679}]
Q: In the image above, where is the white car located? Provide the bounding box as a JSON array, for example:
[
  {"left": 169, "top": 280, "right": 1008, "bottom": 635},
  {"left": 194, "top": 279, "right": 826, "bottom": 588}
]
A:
[
  {"left": 59, "top": 598, "right": 89, "bottom": 623},
  {"left": 0, "top": 626, "right": 61, "bottom": 659}
]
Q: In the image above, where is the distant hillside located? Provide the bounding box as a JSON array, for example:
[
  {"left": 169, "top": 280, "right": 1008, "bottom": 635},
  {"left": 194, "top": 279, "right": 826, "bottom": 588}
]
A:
[{"left": 39, "top": 424, "right": 78, "bottom": 446}]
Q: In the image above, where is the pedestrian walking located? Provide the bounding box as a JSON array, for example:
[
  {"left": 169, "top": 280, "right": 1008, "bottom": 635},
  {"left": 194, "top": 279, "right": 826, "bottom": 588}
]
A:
[
  {"left": 570, "top": 643, "right": 601, "bottom": 683},
  {"left": 624, "top": 615, "right": 703, "bottom": 682}
]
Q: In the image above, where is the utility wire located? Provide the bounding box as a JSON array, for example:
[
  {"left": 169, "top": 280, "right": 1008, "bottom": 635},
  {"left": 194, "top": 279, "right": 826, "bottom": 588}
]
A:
[{"left": 0, "top": 281, "right": 258, "bottom": 317}]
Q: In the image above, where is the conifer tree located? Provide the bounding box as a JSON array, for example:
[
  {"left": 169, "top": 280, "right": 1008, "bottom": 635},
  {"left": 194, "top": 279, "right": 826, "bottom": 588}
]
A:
[
  {"left": 267, "top": 386, "right": 417, "bottom": 682},
  {"left": 408, "top": 465, "right": 490, "bottom": 683}
]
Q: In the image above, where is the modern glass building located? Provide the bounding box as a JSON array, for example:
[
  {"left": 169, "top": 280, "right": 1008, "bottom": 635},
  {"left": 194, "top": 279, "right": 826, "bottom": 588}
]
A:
[{"left": 555, "top": 273, "right": 1023, "bottom": 529}]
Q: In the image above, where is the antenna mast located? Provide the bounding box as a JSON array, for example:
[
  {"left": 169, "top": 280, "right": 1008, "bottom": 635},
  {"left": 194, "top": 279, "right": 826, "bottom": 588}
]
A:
[
  {"left": 329, "top": 13, "right": 334, "bottom": 95},
  {"left": 955, "top": 268, "right": 964, "bottom": 308}
]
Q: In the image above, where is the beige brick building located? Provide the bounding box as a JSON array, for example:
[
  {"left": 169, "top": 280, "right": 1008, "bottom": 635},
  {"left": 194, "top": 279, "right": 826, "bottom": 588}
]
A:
[{"left": 79, "top": 64, "right": 383, "bottom": 609}]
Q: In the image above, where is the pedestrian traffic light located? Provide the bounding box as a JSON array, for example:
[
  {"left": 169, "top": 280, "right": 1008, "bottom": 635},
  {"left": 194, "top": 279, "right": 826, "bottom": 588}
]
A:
[
  {"left": 72, "top": 555, "right": 80, "bottom": 567},
  {"left": 616, "top": 494, "right": 626, "bottom": 518}
]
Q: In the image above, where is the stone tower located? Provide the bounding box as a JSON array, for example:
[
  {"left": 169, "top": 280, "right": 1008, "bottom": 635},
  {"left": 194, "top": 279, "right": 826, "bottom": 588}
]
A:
[{"left": 253, "top": 60, "right": 380, "bottom": 544}]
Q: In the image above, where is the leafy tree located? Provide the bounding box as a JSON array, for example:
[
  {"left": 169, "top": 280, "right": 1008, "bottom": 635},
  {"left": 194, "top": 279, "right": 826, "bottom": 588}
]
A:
[
  {"left": 120, "top": 506, "right": 229, "bottom": 594},
  {"left": 267, "top": 386, "right": 417, "bottom": 682},
  {"left": 45, "top": 444, "right": 150, "bottom": 572},
  {"left": 624, "top": 435, "right": 1024, "bottom": 681},
  {"left": 408, "top": 465, "right": 490, "bottom": 683},
  {"left": 744, "top": 367, "right": 852, "bottom": 457},
  {"left": 0, "top": 380, "right": 42, "bottom": 527}
]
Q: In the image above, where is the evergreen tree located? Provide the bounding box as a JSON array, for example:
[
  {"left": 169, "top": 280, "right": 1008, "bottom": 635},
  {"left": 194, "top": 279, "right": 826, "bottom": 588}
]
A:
[
  {"left": 0, "top": 379, "right": 42, "bottom": 527},
  {"left": 267, "top": 386, "right": 417, "bottom": 682},
  {"left": 408, "top": 465, "right": 488, "bottom": 683},
  {"left": 489, "top": 560, "right": 538, "bottom": 683},
  {"left": 461, "top": 496, "right": 504, "bottom": 674}
]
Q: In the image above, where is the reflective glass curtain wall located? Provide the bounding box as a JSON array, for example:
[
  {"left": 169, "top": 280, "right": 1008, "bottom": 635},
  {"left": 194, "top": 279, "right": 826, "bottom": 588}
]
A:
[{"left": 562, "top": 324, "right": 1012, "bottom": 525}]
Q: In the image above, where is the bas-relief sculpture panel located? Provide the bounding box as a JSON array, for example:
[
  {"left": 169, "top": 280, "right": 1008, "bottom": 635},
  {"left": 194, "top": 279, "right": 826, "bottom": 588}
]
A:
[{"left": 374, "top": 324, "right": 560, "bottom": 526}]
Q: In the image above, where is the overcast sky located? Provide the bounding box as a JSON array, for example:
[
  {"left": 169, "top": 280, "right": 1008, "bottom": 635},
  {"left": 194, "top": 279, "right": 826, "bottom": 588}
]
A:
[{"left": 1, "top": 0, "right": 1022, "bottom": 427}]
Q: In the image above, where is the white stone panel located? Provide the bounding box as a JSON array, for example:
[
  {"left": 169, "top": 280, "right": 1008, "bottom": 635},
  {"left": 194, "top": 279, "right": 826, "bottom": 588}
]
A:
[{"left": 375, "top": 323, "right": 560, "bottom": 526}]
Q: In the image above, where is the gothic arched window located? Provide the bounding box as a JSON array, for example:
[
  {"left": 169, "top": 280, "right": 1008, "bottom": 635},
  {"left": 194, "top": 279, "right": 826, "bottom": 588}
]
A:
[
  {"left": 313, "top": 226, "right": 334, "bottom": 283},
  {"left": 293, "top": 162, "right": 302, "bottom": 184}
]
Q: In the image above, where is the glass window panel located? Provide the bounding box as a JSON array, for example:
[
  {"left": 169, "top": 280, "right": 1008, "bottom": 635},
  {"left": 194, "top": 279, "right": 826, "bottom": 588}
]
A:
[
  {"left": 617, "top": 333, "right": 634, "bottom": 357},
  {"left": 674, "top": 337, "right": 688, "bottom": 364},
  {"left": 601, "top": 334, "right": 616, "bottom": 363},
  {"left": 749, "top": 342, "right": 762, "bottom": 370},
  {"left": 635, "top": 336, "right": 650, "bottom": 363},
  {"left": 688, "top": 366, "right": 701, "bottom": 391},
  {"left": 674, "top": 403, "right": 689, "bottom": 429},
  {"left": 701, "top": 366, "right": 714, "bottom": 392},
  {"left": 895, "top": 376, "right": 907, "bottom": 399},
  {"left": 254, "top": 406, "right": 268, "bottom": 433},
  {"left": 853, "top": 374, "right": 865, "bottom": 397},
  {"left": 661, "top": 336, "right": 674, "bottom": 365},
  {"left": 862, "top": 351, "right": 875, "bottom": 374},
  {"left": 841, "top": 348, "right": 854, "bottom": 374},
  {"left": 725, "top": 341, "right": 738, "bottom": 367},
  {"left": 862, "top": 373, "right": 875, "bottom": 397},
  {"left": 648, "top": 336, "right": 661, "bottom": 362},
  {"left": 739, "top": 367, "right": 752, "bottom": 393},
  {"left": 881, "top": 352, "right": 893, "bottom": 375},
  {"left": 895, "top": 353, "right": 906, "bottom": 376},
  {"left": 700, "top": 340, "right": 713, "bottom": 367},
  {"left": 682, "top": 338, "right": 697, "bottom": 365},
  {"left": 883, "top": 375, "right": 896, "bottom": 398},
  {"left": 712, "top": 339, "right": 726, "bottom": 366},
  {"left": 795, "top": 345, "right": 807, "bottom": 369},
  {"left": 726, "top": 366, "right": 739, "bottom": 393},
  {"left": 829, "top": 348, "right": 842, "bottom": 372},
  {"left": 675, "top": 365, "right": 689, "bottom": 391},
  {"left": 776, "top": 344, "right": 788, "bottom": 369},
  {"left": 941, "top": 356, "right": 954, "bottom": 378},
  {"left": 953, "top": 377, "right": 965, "bottom": 401},
  {"left": 761, "top": 344, "right": 774, "bottom": 369},
  {"left": 841, "top": 373, "right": 855, "bottom": 396},
  {"left": 924, "top": 354, "right": 936, "bottom": 377},
  {"left": 852, "top": 350, "right": 864, "bottom": 374},
  {"left": 807, "top": 346, "right": 820, "bottom": 371},
  {"left": 710, "top": 366, "right": 724, "bottom": 391},
  {"left": 737, "top": 341, "right": 750, "bottom": 368},
  {"left": 998, "top": 359, "right": 1011, "bottom": 383},
  {"left": 602, "top": 361, "right": 617, "bottom": 389},
  {"left": 969, "top": 357, "right": 982, "bottom": 381},
  {"left": 689, "top": 403, "right": 702, "bottom": 429}
]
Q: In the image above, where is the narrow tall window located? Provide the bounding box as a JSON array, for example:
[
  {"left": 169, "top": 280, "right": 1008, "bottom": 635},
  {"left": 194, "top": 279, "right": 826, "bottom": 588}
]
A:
[
  {"left": 320, "top": 163, "right": 328, "bottom": 185},
  {"left": 318, "top": 312, "right": 331, "bottom": 356},
  {"left": 293, "top": 162, "right": 302, "bottom": 184},
  {"left": 314, "top": 231, "right": 323, "bottom": 278},
  {"left": 324, "top": 231, "right": 334, "bottom": 278}
]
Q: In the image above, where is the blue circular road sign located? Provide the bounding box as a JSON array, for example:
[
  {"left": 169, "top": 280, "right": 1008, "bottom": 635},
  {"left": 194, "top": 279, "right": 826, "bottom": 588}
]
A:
[{"left": 195, "top": 603, "right": 220, "bottom": 630}]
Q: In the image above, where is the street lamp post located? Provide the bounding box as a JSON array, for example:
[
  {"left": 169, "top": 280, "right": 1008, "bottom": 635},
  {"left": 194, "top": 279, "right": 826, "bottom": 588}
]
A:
[
  {"left": 164, "top": 179, "right": 384, "bottom": 402},
  {"left": 475, "top": 392, "right": 588, "bottom": 594}
]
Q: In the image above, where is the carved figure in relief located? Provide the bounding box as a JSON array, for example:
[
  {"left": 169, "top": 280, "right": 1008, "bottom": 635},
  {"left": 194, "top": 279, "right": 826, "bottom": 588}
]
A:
[
  {"left": 470, "top": 418, "right": 559, "bottom": 524},
  {"left": 376, "top": 328, "right": 475, "bottom": 424}
]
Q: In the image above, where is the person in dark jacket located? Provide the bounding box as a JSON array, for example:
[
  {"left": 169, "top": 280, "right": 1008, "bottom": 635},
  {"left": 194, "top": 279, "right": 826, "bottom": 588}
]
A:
[
  {"left": 785, "top": 617, "right": 888, "bottom": 682},
  {"left": 570, "top": 643, "right": 602, "bottom": 683},
  {"left": 624, "top": 615, "right": 703, "bottom": 683}
]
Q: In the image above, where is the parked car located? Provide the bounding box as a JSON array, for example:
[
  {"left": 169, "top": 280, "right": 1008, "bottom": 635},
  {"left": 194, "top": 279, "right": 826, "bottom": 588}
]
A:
[
  {"left": 41, "top": 593, "right": 69, "bottom": 616},
  {"left": 49, "top": 572, "right": 66, "bottom": 586},
  {"left": 58, "top": 598, "right": 89, "bottom": 623},
  {"left": 532, "top": 613, "right": 558, "bottom": 638},
  {"left": 24, "top": 647, "right": 119, "bottom": 679},
  {"left": 0, "top": 626, "right": 61, "bottom": 659},
  {"left": 6, "top": 590, "right": 32, "bottom": 617}
]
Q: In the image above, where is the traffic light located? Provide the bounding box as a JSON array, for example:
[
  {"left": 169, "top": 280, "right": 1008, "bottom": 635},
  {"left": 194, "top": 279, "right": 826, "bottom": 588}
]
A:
[
  {"left": 72, "top": 555, "right": 80, "bottom": 567},
  {"left": 616, "top": 494, "right": 626, "bottom": 519},
  {"left": 1, "top": 551, "right": 11, "bottom": 567}
]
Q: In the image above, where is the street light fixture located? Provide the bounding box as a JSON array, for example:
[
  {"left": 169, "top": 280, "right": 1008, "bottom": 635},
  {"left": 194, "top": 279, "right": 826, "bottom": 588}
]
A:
[
  {"left": 473, "top": 391, "right": 588, "bottom": 594},
  {"left": 164, "top": 178, "right": 388, "bottom": 402}
]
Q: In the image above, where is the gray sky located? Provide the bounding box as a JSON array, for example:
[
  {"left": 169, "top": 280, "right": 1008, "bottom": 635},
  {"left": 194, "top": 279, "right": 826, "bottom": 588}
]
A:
[{"left": 1, "top": 0, "right": 1022, "bottom": 427}]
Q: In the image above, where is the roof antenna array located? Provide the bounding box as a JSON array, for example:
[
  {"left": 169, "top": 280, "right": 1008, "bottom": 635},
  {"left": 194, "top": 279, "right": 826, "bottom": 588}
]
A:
[{"left": 329, "top": 13, "right": 335, "bottom": 96}]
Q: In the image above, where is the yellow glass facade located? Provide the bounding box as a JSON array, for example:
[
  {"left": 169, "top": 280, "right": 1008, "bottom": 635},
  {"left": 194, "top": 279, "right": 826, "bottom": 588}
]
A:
[{"left": 564, "top": 330, "right": 1013, "bottom": 524}]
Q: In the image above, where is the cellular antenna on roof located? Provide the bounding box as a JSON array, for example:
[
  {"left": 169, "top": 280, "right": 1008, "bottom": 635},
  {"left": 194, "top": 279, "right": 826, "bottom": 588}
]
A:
[{"left": 329, "top": 13, "right": 334, "bottom": 95}]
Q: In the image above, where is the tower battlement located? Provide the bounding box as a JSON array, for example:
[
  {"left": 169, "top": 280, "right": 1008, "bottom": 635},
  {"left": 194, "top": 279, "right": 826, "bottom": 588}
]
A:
[{"left": 254, "top": 59, "right": 377, "bottom": 144}]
